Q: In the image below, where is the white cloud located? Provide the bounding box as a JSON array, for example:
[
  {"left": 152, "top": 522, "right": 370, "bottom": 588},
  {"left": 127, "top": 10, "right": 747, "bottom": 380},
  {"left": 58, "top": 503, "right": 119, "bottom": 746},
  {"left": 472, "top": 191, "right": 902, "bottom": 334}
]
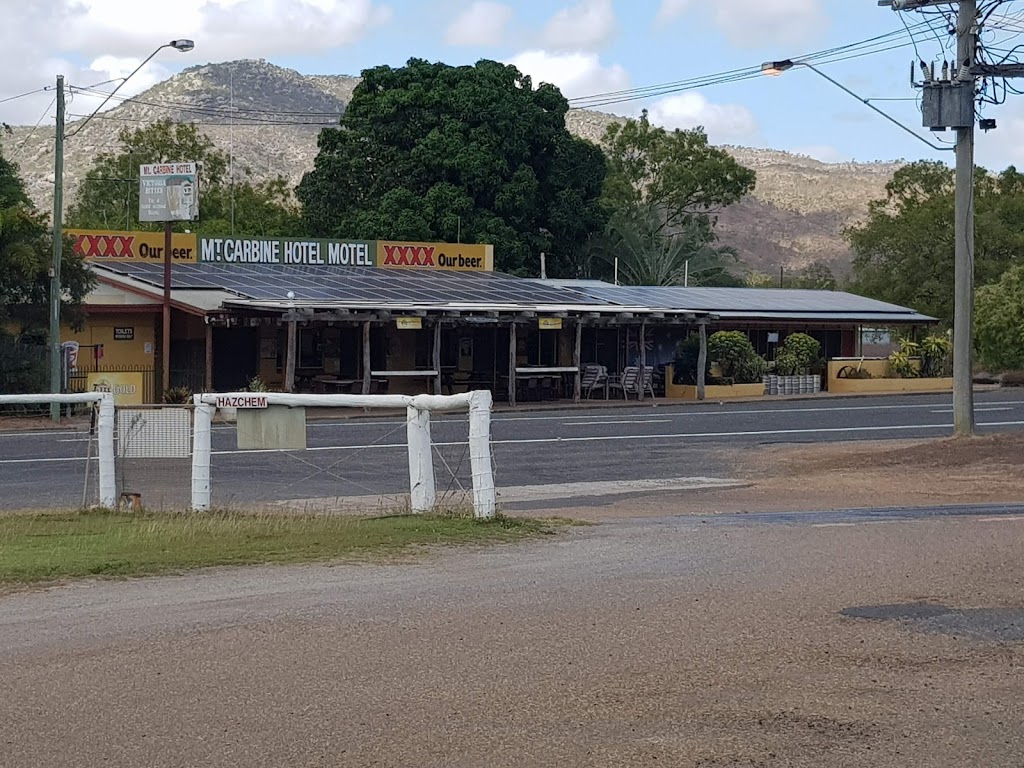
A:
[
  {"left": 541, "top": 0, "right": 616, "bottom": 51},
  {"left": 0, "top": 0, "right": 391, "bottom": 125},
  {"left": 445, "top": 1, "right": 513, "bottom": 46},
  {"left": 508, "top": 50, "right": 629, "bottom": 101},
  {"left": 657, "top": 0, "right": 827, "bottom": 48},
  {"left": 647, "top": 93, "right": 758, "bottom": 142},
  {"left": 655, "top": 0, "right": 691, "bottom": 23}
]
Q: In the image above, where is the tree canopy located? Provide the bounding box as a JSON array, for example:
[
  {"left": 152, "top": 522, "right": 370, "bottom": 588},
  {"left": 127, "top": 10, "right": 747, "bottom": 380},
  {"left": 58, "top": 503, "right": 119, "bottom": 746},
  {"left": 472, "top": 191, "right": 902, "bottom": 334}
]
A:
[
  {"left": 975, "top": 262, "right": 1024, "bottom": 370},
  {"left": 587, "top": 111, "right": 755, "bottom": 285},
  {"left": 847, "top": 160, "right": 1024, "bottom": 326},
  {"left": 601, "top": 110, "right": 756, "bottom": 232},
  {"left": 0, "top": 147, "right": 93, "bottom": 338},
  {"left": 297, "top": 58, "right": 608, "bottom": 276},
  {"left": 67, "top": 120, "right": 303, "bottom": 237}
]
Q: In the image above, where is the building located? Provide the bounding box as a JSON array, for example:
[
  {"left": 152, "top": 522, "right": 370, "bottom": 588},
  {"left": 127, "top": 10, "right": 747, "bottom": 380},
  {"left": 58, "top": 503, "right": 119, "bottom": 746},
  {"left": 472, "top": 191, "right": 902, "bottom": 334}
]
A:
[{"left": 62, "top": 229, "right": 934, "bottom": 404}]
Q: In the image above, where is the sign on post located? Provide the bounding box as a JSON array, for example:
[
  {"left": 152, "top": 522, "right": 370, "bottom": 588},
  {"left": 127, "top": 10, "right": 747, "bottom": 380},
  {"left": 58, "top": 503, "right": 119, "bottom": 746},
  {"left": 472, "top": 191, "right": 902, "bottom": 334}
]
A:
[{"left": 139, "top": 162, "right": 199, "bottom": 222}]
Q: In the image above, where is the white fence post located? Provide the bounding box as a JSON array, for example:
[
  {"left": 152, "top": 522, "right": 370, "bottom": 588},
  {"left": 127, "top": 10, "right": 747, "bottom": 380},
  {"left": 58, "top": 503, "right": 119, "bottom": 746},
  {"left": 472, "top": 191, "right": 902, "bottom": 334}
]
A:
[
  {"left": 406, "top": 404, "right": 436, "bottom": 513},
  {"left": 191, "top": 398, "right": 214, "bottom": 511},
  {"left": 468, "top": 390, "right": 496, "bottom": 519},
  {"left": 96, "top": 393, "right": 116, "bottom": 508}
]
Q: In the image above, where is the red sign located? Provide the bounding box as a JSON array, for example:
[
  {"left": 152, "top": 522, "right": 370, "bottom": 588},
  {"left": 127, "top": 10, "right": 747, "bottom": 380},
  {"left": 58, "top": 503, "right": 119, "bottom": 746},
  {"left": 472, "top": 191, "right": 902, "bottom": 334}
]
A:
[
  {"left": 381, "top": 244, "right": 436, "bottom": 267},
  {"left": 73, "top": 234, "right": 136, "bottom": 258}
]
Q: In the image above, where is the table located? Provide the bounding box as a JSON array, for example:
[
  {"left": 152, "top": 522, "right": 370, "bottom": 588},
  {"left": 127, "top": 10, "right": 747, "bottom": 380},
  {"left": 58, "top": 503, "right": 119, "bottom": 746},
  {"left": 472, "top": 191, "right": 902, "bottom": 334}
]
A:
[
  {"left": 513, "top": 367, "right": 580, "bottom": 400},
  {"left": 370, "top": 370, "right": 441, "bottom": 394}
]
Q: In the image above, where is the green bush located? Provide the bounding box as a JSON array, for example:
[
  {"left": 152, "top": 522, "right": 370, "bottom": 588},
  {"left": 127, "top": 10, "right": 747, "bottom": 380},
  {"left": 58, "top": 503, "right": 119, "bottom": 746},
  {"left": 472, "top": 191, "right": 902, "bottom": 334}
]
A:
[
  {"left": 707, "top": 331, "right": 766, "bottom": 384},
  {"left": 920, "top": 334, "right": 951, "bottom": 378},
  {"left": 774, "top": 332, "right": 822, "bottom": 376},
  {"left": 0, "top": 334, "right": 48, "bottom": 394},
  {"left": 671, "top": 334, "right": 710, "bottom": 385}
]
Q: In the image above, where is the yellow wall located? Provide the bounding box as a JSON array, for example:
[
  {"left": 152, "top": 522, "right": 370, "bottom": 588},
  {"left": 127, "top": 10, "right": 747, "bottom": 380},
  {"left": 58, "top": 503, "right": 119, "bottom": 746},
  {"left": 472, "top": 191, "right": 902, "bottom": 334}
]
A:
[{"left": 63, "top": 312, "right": 156, "bottom": 369}]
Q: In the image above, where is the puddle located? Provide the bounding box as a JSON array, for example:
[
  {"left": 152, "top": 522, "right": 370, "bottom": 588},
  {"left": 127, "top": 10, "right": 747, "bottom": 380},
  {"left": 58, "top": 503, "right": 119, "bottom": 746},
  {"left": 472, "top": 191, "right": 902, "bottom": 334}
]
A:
[{"left": 842, "top": 602, "right": 1024, "bottom": 642}]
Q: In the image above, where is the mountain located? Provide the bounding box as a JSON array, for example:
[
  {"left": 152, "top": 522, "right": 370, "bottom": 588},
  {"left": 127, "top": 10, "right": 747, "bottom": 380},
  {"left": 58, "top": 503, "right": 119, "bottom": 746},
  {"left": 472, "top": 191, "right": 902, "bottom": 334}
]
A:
[{"left": 3, "top": 59, "right": 902, "bottom": 275}]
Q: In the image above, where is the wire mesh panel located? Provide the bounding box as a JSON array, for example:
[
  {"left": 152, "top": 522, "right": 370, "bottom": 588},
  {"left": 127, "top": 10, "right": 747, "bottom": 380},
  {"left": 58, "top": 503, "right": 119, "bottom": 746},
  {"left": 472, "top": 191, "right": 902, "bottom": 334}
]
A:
[
  {"left": 0, "top": 394, "right": 115, "bottom": 511},
  {"left": 192, "top": 392, "right": 496, "bottom": 518},
  {"left": 115, "top": 406, "right": 193, "bottom": 510}
]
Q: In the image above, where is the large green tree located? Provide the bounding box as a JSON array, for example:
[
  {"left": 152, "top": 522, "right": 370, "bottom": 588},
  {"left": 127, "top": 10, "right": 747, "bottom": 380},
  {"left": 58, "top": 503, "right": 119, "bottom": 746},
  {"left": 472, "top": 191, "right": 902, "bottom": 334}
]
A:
[
  {"left": 590, "top": 110, "right": 755, "bottom": 284},
  {"left": 975, "top": 262, "right": 1024, "bottom": 370},
  {"left": 67, "top": 120, "right": 303, "bottom": 236},
  {"left": 847, "top": 160, "right": 1024, "bottom": 326},
  {"left": 298, "top": 58, "right": 608, "bottom": 276},
  {"left": 0, "top": 147, "right": 93, "bottom": 339}
]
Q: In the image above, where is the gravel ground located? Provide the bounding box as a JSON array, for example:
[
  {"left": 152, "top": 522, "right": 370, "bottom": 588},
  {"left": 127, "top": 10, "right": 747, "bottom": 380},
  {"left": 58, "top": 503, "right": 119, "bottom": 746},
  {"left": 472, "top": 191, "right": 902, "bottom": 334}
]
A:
[{"left": 2, "top": 510, "right": 1023, "bottom": 767}]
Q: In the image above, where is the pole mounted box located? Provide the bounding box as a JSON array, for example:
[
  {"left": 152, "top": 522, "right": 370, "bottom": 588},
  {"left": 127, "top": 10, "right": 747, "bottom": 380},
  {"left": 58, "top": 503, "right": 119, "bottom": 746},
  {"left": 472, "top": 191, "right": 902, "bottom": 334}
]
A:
[{"left": 921, "top": 82, "right": 974, "bottom": 131}]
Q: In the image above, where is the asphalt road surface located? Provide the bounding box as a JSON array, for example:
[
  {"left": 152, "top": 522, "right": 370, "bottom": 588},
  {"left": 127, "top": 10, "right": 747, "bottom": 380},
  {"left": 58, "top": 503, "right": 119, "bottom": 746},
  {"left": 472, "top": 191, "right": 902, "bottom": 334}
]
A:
[
  {"left": 2, "top": 505, "right": 1023, "bottom": 767},
  {"left": 3, "top": 390, "right": 1024, "bottom": 509}
]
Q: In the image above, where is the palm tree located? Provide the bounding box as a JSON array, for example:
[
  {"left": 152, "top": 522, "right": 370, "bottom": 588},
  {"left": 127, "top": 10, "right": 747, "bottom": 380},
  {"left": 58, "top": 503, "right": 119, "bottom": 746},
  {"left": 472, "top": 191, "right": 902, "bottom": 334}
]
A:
[{"left": 602, "top": 207, "right": 737, "bottom": 287}]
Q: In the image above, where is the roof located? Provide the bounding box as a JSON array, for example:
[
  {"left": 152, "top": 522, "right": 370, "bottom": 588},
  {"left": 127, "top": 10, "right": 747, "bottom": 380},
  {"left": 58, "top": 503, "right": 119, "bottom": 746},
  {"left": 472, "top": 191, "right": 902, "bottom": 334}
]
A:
[
  {"left": 88, "top": 262, "right": 934, "bottom": 324},
  {"left": 531, "top": 282, "right": 936, "bottom": 324}
]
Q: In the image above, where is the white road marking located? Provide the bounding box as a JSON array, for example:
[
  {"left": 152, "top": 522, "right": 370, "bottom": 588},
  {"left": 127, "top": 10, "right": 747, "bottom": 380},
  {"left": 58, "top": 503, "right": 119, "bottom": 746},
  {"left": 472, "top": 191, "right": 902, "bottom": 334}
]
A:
[
  {"left": 930, "top": 407, "right": 1012, "bottom": 414},
  {"left": 4, "top": 420, "right": 1024, "bottom": 464},
  {"left": 811, "top": 523, "right": 858, "bottom": 528},
  {"left": 565, "top": 419, "right": 672, "bottom": 426},
  {"left": 978, "top": 516, "right": 1024, "bottom": 523}
]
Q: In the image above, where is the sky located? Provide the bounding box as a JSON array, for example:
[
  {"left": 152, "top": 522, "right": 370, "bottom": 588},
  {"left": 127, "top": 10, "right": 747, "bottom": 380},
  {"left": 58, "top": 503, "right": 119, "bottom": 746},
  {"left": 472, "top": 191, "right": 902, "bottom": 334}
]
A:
[{"left": 2, "top": 0, "right": 1024, "bottom": 169}]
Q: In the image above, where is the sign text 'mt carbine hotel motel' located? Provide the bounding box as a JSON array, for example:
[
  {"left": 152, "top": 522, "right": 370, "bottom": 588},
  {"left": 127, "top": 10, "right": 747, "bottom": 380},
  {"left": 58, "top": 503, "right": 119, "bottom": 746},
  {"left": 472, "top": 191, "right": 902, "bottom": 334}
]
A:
[{"left": 67, "top": 230, "right": 494, "bottom": 272}]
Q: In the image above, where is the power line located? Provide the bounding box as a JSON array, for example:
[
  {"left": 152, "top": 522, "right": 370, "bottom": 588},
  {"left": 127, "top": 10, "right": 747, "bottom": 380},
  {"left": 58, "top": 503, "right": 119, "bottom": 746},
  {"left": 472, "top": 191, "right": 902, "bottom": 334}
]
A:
[
  {"left": 0, "top": 86, "right": 49, "bottom": 105},
  {"left": 11, "top": 95, "right": 57, "bottom": 160}
]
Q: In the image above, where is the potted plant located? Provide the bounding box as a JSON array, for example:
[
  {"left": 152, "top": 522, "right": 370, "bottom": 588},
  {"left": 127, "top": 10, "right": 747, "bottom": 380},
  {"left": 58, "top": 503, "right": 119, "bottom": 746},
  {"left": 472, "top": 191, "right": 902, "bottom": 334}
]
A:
[{"left": 666, "top": 332, "right": 766, "bottom": 399}]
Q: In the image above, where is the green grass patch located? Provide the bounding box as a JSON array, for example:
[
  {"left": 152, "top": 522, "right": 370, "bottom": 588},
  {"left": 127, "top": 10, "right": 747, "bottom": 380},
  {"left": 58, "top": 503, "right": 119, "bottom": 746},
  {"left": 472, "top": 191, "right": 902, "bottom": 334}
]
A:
[{"left": 0, "top": 509, "right": 558, "bottom": 587}]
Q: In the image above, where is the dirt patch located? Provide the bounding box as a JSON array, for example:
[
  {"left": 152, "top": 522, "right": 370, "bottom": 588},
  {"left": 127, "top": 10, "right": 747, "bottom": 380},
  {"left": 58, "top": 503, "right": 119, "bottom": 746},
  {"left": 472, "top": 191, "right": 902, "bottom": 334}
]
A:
[{"left": 517, "top": 435, "right": 1024, "bottom": 521}]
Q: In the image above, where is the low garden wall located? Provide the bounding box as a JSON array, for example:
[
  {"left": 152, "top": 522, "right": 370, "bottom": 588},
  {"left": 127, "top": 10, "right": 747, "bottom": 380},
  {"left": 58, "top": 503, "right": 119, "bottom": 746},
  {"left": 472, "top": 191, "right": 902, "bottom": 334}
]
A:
[{"left": 826, "top": 358, "right": 952, "bottom": 394}]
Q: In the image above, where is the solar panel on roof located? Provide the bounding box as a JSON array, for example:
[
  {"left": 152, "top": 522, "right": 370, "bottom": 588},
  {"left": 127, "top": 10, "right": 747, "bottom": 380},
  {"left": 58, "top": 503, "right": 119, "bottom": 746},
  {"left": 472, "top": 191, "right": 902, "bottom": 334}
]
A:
[{"left": 94, "top": 262, "right": 612, "bottom": 306}]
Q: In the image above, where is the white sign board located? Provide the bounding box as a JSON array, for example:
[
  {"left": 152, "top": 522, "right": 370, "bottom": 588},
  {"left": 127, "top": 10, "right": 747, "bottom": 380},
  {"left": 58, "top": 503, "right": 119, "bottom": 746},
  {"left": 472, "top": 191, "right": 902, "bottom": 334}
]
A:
[
  {"left": 139, "top": 162, "right": 199, "bottom": 222},
  {"left": 215, "top": 395, "right": 268, "bottom": 409}
]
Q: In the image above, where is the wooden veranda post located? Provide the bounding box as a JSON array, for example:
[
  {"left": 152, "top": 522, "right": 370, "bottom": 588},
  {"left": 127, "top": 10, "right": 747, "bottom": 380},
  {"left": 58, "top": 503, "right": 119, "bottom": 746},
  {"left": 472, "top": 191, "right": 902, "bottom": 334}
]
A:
[
  {"left": 204, "top": 323, "right": 213, "bottom": 391},
  {"left": 361, "top": 320, "right": 372, "bottom": 395},
  {"left": 433, "top": 320, "right": 442, "bottom": 395},
  {"left": 697, "top": 320, "right": 708, "bottom": 401},
  {"left": 573, "top": 318, "right": 582, "bottom": 403},
  {"left": 639, "top": 319, "right": 647, "bottom": 401},
  {"left": 508, "top": 320, "right": 517, "bottom": 407},
  {"left": 284, "top": 319, "right": 297, "bottom": 393}
]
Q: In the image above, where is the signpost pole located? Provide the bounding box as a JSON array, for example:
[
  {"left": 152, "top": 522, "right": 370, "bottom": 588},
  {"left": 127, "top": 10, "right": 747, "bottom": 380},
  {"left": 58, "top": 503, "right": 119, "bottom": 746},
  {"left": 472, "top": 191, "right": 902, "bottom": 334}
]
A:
[{"left": 162, "top": 221, "right": 172, "bottom": 397}]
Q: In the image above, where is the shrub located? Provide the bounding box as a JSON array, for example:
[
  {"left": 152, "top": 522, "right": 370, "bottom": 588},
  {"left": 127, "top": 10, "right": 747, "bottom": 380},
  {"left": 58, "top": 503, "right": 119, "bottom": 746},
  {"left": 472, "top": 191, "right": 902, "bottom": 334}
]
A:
[
  {"left": 774, "top": 332, "right": 822, "bottom": 376},
  {"left": 707, "top": 331, "right": 766, "bottom": 384},
  {"left": 920, "top": 334, "right": 951, "bottom": 378},
  {"left": 1001, "top": 370, "right": 1024, "bottom": 387},
  {"left": 671, "top": 334, "right": 710, "bottom": 385},
  {"left": 162, "top": 386, "right": 192, "bottom": 404},
  {"left": 247, "top": 375, "right": 269, "bottom": 392},
  {"left": 886, "top": 350, "right": 919, "bottom": 379}
]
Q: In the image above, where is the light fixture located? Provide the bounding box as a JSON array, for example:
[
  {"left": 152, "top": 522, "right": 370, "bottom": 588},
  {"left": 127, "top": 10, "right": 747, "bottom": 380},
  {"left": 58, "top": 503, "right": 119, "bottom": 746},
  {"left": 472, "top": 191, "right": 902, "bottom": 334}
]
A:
[
  {"left": 761, "top": 60, "right": 794, "bottom": 77},
  {"left": 171, "top": 39, "right": 195, "bottom": 52}
]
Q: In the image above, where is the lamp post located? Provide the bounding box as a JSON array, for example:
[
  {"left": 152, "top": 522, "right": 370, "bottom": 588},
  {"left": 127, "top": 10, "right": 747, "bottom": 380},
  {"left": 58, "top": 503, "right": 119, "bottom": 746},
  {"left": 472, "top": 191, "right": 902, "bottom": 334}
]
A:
[
  {"left": 760, "top": 59, "right": 953, "bottom": 153},
  {"left": 49, "top": 40, "right": 194, "bottom": 421}
]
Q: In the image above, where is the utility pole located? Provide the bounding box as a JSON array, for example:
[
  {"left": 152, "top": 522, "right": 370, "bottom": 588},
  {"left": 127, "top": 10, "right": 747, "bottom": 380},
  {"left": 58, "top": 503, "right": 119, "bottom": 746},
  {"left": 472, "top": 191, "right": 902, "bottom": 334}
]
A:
[
  {"left": 48, "top": 75, "right": 65, "bottom": 422},
  {"left": 952, "top": 0, "right": 977, "bottom": 436},
  {"left": 881, "top": 0, "right": 981, "bottom": 436}
]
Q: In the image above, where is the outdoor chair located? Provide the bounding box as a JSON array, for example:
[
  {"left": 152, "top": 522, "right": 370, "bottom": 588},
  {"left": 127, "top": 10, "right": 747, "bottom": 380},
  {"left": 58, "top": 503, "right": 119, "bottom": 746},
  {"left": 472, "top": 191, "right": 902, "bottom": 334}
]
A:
[
  {"left": 581, "top": 364, "right": 608, "bottom": 399},
  {"left": 608, "top": 366, "right": 639, "bottom": 399}
]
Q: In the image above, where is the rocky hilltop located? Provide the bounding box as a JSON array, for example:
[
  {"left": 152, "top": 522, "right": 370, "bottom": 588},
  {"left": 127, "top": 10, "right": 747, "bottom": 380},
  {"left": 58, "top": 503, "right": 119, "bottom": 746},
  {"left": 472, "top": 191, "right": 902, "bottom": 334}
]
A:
[{"left": 4, "top": 59, "right": 903, "bottom": 273}]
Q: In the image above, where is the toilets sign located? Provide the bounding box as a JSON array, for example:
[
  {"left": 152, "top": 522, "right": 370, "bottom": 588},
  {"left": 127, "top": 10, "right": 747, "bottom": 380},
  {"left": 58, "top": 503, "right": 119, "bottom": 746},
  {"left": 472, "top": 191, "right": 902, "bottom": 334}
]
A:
[{"left": 138, "top": 162, "right": 199, "bottom": 222}]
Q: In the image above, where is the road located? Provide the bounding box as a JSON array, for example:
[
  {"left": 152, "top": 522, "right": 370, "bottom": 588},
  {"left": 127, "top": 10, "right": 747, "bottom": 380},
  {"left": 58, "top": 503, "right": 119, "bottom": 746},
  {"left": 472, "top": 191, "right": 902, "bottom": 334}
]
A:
[
  {"left": 3, "top": 390, "right": 1024, "bottom": 509},
  {"left": 2, "top": 505, "right": 1023, "bottom": 767}
]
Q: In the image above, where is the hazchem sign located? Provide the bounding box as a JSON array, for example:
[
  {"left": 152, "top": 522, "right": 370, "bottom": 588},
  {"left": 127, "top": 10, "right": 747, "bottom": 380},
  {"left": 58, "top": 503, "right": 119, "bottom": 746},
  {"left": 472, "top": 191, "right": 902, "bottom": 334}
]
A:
[
  {"left": 139, "top": 162, "right": 199, "bottom": 222},
  {"left": 214, "top": 395, "right": 268, "bottom": 409}
]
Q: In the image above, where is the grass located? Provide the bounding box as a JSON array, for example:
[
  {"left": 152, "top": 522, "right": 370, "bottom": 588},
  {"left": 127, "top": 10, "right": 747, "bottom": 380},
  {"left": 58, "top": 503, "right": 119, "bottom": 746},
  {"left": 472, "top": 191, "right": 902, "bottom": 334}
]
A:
[{"left": 0, "top": 508, "right": 557, "bottom": 587}]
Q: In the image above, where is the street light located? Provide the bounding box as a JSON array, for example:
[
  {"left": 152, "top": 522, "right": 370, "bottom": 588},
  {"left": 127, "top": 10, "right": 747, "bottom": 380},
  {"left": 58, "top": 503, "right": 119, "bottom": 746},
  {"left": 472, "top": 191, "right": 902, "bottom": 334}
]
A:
[
  {"left": 49, "top": 40, "right": 194, "bottom": 421},
  {"left": 760, "top": 58, "right": 953, "bottom": 152}
]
